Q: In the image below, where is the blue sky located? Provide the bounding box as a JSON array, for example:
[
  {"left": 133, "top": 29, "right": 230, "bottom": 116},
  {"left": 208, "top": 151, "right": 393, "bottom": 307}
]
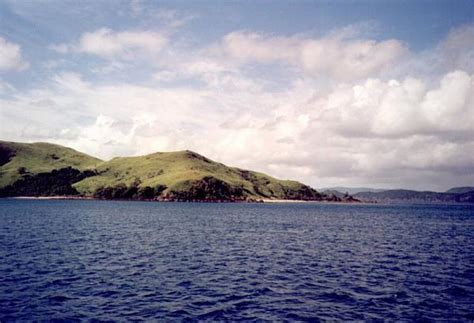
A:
[
  {"left": 0, "top": 0, "right": 473, "bottom": 190},
  {"left": 2, "top": 0, "right": 473, "bottom": 88}
]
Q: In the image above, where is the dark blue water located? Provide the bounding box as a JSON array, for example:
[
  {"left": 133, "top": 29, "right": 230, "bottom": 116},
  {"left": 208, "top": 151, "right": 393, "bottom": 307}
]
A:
[{"left": 0, "top": 200, "right": 473, "bottom": 321}]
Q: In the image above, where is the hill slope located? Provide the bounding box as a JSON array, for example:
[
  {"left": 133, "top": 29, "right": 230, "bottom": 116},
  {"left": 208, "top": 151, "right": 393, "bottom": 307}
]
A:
[
  {"left": 0, "top": 141, "right": 101, "bottom": 188},
  {"left": 0, "top": 141, "right": 336, "bottom": 201},
  {"left": 72, "top": 150, "right": 323, "bottom": 200}
]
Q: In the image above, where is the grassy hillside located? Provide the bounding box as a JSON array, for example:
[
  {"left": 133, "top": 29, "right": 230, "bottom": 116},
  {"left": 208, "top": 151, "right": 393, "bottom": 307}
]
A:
[
  {"left": 0, "top": 141, "right": 324, "bottom": 200},
  {"left": 73, "top": 150, "right": 317, "bottom": 200},
  {"left": 0, "top": 141, "right": 102, "bottom": 188}
]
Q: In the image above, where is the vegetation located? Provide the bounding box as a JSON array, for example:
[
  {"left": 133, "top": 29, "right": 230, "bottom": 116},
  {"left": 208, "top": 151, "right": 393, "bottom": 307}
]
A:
[
  {"left": 164, "top": 176, "right": 245, "bottom": 201},
  {"left": 92, "top": 184, "right": 167, "bottom": 200},
  {"left": 0, "top": 141, "right": 101, "bottom": 189},
  {"left": 0, "top": 141, "right": 359, "bottom": 202},
  {"left": 72, "top": 149, "right": 322, "bottom": 200},
  {"left": 0, "top": 167, "right": 96, "bottom": 197}
]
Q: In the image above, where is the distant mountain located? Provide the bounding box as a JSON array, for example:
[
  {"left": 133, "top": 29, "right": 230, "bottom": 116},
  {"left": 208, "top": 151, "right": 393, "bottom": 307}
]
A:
[
  {"left": 320, "top": 186, "right": 387, "bottom": 195},
  {"left": 0, "top": 141, "right": 358, "bottom": 202},
  {"left": 354, "top": 189, "right": 474, "bottom": 204},
  {"left": 321, "top": 189, "right": 346, "bottom": 198},
  {"left": 446, "top": 187, "right": 474, "bottom": 194}
]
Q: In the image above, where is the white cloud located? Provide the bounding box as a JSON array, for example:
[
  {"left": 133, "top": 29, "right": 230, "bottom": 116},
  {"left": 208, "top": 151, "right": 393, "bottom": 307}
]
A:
[
  {"left": 52, "top": 28, "right": 168, "bottom": 59},
  {"left": 219, "top": 30, "right": 408, "bottom": 81},
  {"left": 153, "top": 70, "right": 179, "bottom": 82},
  {"left": 300, "top": 38, "right": 407, "bottom": 80},
  {"left": 437, "top": 25, "right": 474, "bottom": 73},
  {"left": 392, "top": 25, "right": 474, "bottom": 79},
  {"left": 3, "top": 23, "right": 474, "bottom": 191},
  {"left": 421, "top": 70, "right": 473, "bottom": 132},
  {"left": 50, "top": 25, "right": 408, "bottom": 83},
  {"left": 1, "top": 67, "right": 473, "bottom": 191},
  {"left": 0, "top": 37, "right": 28, "bottom": 71},
  {"left": 318, "top": 70, "right": 474, "bottom": 139}
]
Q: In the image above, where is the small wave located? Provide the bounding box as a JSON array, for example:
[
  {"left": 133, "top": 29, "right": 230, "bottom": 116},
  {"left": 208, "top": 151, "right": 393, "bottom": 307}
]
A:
[
  {"left": 1, "top": 200, "right": 473, "bottom": 321},
  {"left": 443, "top": 285, "right": 470, "bottom": 298},
  {"left": 46, "top": 295, "right": 73, "bottom": 303}
]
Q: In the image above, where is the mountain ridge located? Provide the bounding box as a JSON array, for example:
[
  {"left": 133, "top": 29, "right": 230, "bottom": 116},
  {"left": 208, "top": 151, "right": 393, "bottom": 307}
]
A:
[{"left": 0, "top": 140, "right": 357, "bottom": 202}]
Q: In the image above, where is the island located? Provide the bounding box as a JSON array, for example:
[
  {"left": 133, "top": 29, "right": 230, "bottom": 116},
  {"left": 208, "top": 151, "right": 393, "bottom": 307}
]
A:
[
  {"left": 321, "top": 187, "right": 474, "bottom": 204},
  {"left": 0, "top": 141, "right": 359, "bottom": 203}
]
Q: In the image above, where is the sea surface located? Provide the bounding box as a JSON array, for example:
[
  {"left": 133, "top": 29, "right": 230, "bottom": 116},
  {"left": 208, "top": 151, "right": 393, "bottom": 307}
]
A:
[{"left": 0, "top": 200, "right": 473, "bottom": 321}]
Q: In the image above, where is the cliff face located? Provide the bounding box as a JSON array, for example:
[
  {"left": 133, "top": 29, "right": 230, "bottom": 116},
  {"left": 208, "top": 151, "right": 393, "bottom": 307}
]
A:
[{"left": 0, "top": 141, "right": 344, "bottom": 202}]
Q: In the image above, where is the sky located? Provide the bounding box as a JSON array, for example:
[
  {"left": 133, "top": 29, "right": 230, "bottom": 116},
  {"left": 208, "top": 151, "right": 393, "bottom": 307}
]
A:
[{"left": 0, "top": 0, "right": 473, "bottom": 191}]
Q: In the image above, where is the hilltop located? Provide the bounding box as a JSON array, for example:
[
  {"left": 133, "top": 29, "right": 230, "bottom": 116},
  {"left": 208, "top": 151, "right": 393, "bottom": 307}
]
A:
[
  {"left": 0, "top": 141, "right": 354, "bottom": 202},
  {"left": 0, "top": 141, "right": 101, "bottom": 189},
  {"left": 73, "top": 149, "right": 326, "bottom": 201}
]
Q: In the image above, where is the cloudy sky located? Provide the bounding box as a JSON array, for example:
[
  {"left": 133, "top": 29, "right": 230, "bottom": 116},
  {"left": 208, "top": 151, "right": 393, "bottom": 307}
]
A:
[{"left": 1, "top": 0, "right": 473, "bottom": 191}]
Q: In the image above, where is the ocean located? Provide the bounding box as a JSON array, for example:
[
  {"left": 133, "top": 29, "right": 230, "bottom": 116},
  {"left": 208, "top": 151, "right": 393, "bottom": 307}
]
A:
[{"left": 0, "top": 199, "right": 473, "bottom": 320}]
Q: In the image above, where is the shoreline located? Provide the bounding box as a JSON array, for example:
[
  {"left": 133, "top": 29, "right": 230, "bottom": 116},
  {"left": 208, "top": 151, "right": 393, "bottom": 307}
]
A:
[
  {"left": 4, "top": 196, "right": 364, "bottom": 204},
  {"left": 7, "top": 196, "right": 469, "bottom": 205},
  {"left": 9, "top": 196, "right": 94, "bottom": 200}
]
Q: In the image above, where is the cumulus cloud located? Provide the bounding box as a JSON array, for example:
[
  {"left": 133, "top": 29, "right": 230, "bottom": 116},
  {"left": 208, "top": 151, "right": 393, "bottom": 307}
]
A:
[
  {"left": 219, "top": 30, "right": 408, "bottom": 81},
  {"left": 3, "top": 23, "right": 474, "bottom": 190},
  {"left": 318, "top": 70, "right": 474, "bottom": 139},
  {"left": 52, "top": 28, "right": 168, "bottom": 59},
  {"left": 1, "top": 66, "right": 473, "bottom": 191},
  {"left": 0, "top": 37, "right": 28, "bottom": 71},
  {"left": 51, "top": 27, "right": 408, "bottom": 81}
]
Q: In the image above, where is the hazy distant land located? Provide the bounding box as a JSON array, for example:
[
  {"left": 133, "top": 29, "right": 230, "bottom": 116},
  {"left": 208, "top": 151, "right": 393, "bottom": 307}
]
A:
[{"left": 321, "top": 187, "right": 474, "bottom": 204}]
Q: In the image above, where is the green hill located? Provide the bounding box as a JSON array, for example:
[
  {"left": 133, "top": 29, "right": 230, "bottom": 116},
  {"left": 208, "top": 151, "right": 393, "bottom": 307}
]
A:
[
  {"left": 0, "top": 141, "right": 331, "bottom": 201},
  {"left": 73, "top": 150, "right": 317, "bottom": 200},
  {"left": 0, "top": 141, "right": 101, "bottom": 189}
]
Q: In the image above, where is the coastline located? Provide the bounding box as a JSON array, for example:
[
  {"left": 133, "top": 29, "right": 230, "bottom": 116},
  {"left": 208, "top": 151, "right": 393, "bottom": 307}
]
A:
[
  {"left": 4, "top": 196, "right": 364, "bottom": 204},
  {"left": 9, "top": 196, "right": 94, "bottom": 200},
  {"left": 261, "top": 199, "right": 306, "bottom": 203}
]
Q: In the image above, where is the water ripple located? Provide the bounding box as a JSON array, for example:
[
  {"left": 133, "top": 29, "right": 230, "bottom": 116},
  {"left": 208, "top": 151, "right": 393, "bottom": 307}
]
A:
[{"left": 0, "top": 200, "right": 473, "bottom": 321}]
